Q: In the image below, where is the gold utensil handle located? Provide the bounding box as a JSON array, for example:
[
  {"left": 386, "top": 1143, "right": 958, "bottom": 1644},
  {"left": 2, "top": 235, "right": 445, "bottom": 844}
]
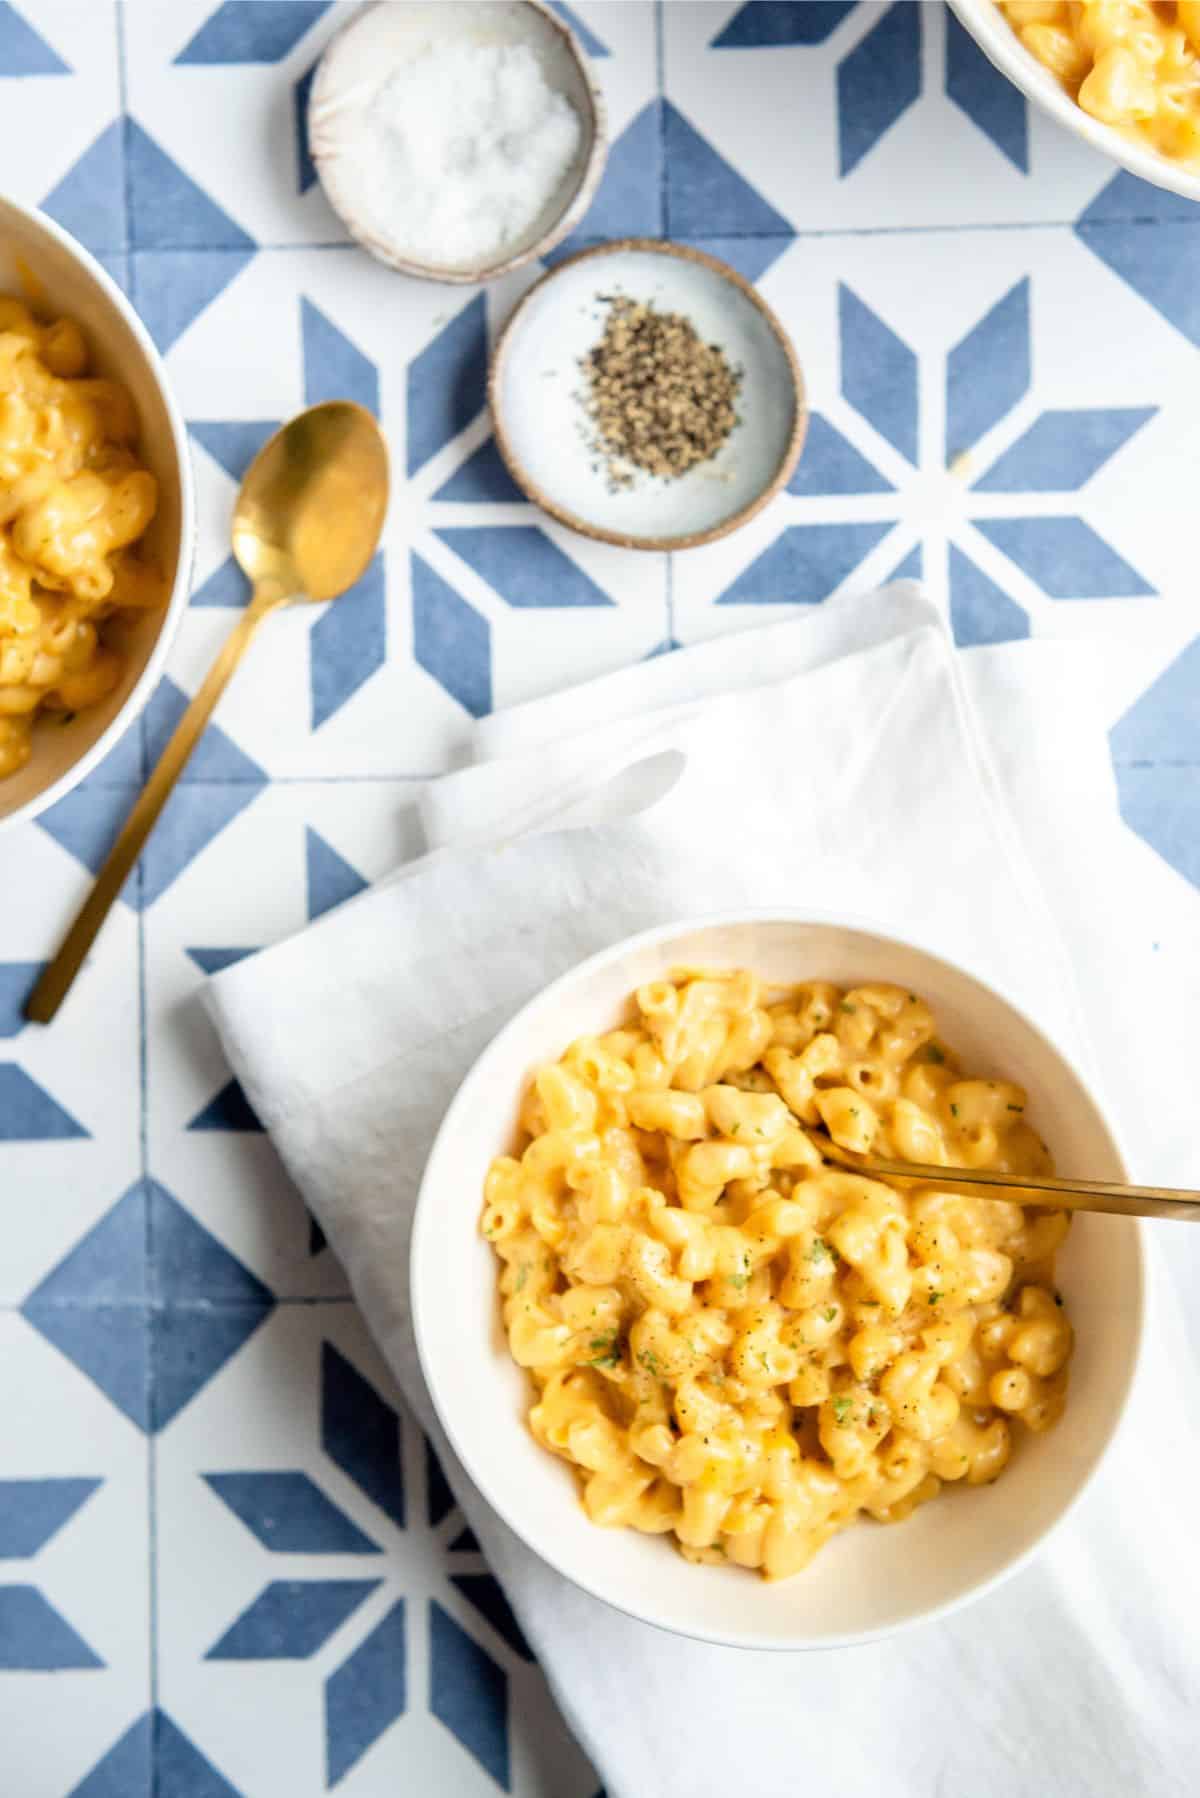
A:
[
  {"left": 25, "top": 585, "right": 289, "bottom": 1025},
  {"left": 809, "top": 1130, "right": 1200, "bottom": 1221}
]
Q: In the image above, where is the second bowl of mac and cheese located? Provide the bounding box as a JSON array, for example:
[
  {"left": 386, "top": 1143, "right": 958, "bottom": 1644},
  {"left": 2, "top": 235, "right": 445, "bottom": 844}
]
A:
[
  {"left": 0, "top": 197, "right": 193, "bottom": 831},
  {"left": 951, "top": 1, "right": 1200, "bottom": 201},
  {"left": 411, "top": 913, "right": 1145, "bottom": 1649}
]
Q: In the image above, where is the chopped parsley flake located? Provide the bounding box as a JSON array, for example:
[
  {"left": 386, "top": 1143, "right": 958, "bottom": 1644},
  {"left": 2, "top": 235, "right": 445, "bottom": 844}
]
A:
[
  {"left": 840, "top": 1002, "right": 856, "bottom": 1014},
  {"left": 929, "top": 1290, "right": 943, "bottom": 1306},
  {"left": 730, "top": 1122, "right": 741, "bottom": 1134},
  {"left": 515, "top": 1265, "right": 528, "bottom": 1293},
  {"left": 809, "top": 1237, "right": 835, "bottom": 1265},
  {"left": 950, "top": 1104, "right": 959, "bottom": 1118},
  {"left": 587, "top": 1331, "right": 620, "bottom": 1368},
  {"left": 926, "top": 1045, "right": 945, "bottom": 1065},
  {"left": 1007, "top": 1103, "right": 1024, "bottom": 1113},
  {"left": 728, "top": 1272, "right": 749, "bottom": 1289},
  {"left": 823, "top": 1306, "right": 837, "bottom": 1323},
  {"left": 638, "top": 1349, "right": 664, "bottom": 1378},
  {"left": 831, "top": 1396, "right": 853, "bottom": 1425}
]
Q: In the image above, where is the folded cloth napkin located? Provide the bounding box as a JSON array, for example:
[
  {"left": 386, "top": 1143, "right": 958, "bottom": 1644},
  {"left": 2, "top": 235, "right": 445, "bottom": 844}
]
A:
[{"left": 208, "top": 584, "right": 1199, "bottom": 1798}]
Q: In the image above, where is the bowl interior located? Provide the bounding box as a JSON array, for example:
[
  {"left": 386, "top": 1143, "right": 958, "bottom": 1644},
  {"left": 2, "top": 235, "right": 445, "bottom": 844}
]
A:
[
  {"left": 311, "top": 0, "right": 602, "bottom": 280},
  {"left": 492, "top": 244, "right": 804, "bottom": 548},
  {"left": 413, "top": 915, "right": 1143, "bottom": 1649},
  {"left": 0, "top": 200, "right": 186, "bottom": 827}
]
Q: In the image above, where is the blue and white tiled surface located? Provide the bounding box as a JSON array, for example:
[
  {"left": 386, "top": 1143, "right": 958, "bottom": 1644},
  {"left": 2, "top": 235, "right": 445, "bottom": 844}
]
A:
[{"left": 2, "top": 2, "right": 1199, "bottom": 1791}]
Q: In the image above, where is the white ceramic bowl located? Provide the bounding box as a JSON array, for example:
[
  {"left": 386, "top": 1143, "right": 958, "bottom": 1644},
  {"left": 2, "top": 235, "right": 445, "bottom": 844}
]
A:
[
  {"left": 310, "top": 0, "right": 608, "bottom": 284},
  {"left": 489, "top": 240, "right": 806, "bottom": 551},
  {"left": 412, "top": 911, "right": 1145, "bottom": 1650},
  {"left": 949, "top": 0, "right": 1200, "bottom": 203},
  {"left": 0, "top": 198, "right": 194, "bottom": 833}
]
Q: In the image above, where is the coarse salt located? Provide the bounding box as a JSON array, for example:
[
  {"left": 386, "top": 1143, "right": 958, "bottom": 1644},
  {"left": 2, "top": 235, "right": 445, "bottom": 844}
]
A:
[{"left": 349, "top": 39, "right": 582, "bottom": 271}]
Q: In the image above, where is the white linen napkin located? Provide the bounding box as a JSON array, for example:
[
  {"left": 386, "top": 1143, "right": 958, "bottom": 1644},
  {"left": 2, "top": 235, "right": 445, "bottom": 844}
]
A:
[{"left": 207, "top": 584, "right": 1200, "bottom": 1798}]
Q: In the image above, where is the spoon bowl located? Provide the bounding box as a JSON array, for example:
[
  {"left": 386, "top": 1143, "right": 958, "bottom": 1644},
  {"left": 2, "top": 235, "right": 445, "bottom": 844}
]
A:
[{"left": 26, "top": 401, "right": 390, "bottom": 1024}]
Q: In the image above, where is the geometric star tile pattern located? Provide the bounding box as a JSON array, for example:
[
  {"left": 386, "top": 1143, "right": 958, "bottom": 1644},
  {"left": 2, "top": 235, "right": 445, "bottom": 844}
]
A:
[{"left": 4, "top": 0, "right": 1200, "bottom": 1792}]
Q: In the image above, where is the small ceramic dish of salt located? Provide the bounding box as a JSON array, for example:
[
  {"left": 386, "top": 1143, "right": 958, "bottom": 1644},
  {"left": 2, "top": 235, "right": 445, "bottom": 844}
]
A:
[
  {"left": 489, "top": 239, "right": 808, "bottom": 552},
  {"left": 309, "top": 0, "right": 606, "bottom": 284}
]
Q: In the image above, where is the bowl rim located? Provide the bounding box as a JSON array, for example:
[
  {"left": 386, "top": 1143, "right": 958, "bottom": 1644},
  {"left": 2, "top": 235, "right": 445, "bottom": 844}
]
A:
[
  {"left": 0, "top": 196, "right": 196, "bottom": 835},
  {"left": 411, "top": 905, "right": 1148, "bottom": 1651},
  {"left": 487, "top": 237, "right": 809, "bottom": 552},
  {"left": 947, "top": 0, "right": 1200, "bottom": 202},
  {"left": 308, "top": 0, "right": 610, "bottom": 285}
]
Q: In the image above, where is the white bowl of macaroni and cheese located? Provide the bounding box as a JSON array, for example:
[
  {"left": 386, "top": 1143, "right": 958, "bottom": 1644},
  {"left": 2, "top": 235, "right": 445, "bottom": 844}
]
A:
[
  {"left": 951, "top": 1, "right": 1200, "bottom": 199},
  {"left": 411, "top": 912, "right": 1145, "bottom": 1649},
  {"left": 0, "top": 197, "right": 193, "bottom": 831}
]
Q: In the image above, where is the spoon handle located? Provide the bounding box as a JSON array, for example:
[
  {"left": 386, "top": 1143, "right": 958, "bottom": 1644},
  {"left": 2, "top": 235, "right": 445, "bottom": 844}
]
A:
[
  {"left": 25, "top": 585, "right": 289, "bottom": 1024},
  {"left": 808, "top": 1129, "right": 1200, "bottom": 1221}
]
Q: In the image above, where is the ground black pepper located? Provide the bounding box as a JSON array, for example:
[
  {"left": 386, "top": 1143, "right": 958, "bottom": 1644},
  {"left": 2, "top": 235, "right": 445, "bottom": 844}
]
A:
[{"left": 581, "top": 296, "right": 741, "bottom": 483}]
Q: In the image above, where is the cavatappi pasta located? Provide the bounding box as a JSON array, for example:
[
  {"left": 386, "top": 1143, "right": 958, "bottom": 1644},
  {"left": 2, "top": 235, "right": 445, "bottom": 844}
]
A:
[
  {"left": 0, "top": 298, "right": 162, "bottom": 779},
  {"left": 998, "top": 1, "right": 1200, "bottom": 163},
  {"left": 481, "top": 971, "right": 1074, "bottom": 1581}
]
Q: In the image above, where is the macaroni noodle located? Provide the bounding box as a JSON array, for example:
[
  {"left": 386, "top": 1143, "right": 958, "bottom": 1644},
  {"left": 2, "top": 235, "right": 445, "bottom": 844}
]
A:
[
  {"left": 482, "top": 970, "right": 1074, "bottom": 1580},
  {"left": 997, "top": 1, "right": 1200, "bottom": 162},
  {"left": 0, "top": 298, "right": 161, "bottom": 779}
]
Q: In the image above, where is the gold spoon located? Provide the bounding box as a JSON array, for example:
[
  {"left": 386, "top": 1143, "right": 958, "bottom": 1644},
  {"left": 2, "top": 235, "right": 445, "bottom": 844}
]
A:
[
  {"left": 806, "top": 1127, "right": 1200, "bottom": 1222},
  {"left": 26, "top": 401, "right": 389, "bottom": 1024}
]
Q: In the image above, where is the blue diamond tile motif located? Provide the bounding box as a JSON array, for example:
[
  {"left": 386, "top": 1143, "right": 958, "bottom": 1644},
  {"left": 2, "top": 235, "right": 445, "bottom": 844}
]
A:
[
  {"left": 426, "top": 1438, "right": 456, "bottom": 1528},
  {"left": 131, "top": 248, "right": 257, "bottom": 354},
  {"left": 126, "top": 120, "right": 256, "bottom": 252},
  {"left": 295, "top": 60, "right": 319, "bottom": 193},
  {"left": 837, "top": 2, "right": 922, "bottom": 176},
  {"left": 946, "top": 278, "right": 1030, "bottom": 456},
  {"left": 945, "top": 7, "right": 1027, "bottom": 172},
  {"left": 325, "top": 1600, "right": 407, "bottom": 1787},
  {"left": 190, "top": 420, "right": 282, "bottom": 484},
  {"left": 974, "top": 517, "right": 1154, "bottom": 599},
  {"left": 1078, "top": 169, "right": 1200, "bottom": 225},
  {"left": 1112, "top": 636, "right": 1200, "bottom": 764},
  {"left": 153, "top": 1307, "right": 272, "bottom": 1433},
  {"left": 187, "top": 946, "right": 257, "bottom": 975},
  {"left": 0, "top": 1064, "right": 88, "bottom": 1140},
  {"left": 36, "top": 781, "right": 140, "bottom": 905},
  {"left": 0, "top": 962, "right": 40, "bottom": 1036},
  {"left": 1074, "top": 220, "right": 1200, "bottom": 348},
  {"left": 559, "top": 99, "right": 663, "bottom": 247},
  {"left": 973, "top": 407, "right": 1155, "bottom": 492},
  {"left": 430, "top": 1600, "right": 509, "bottom": 1788},
  {"left": 1115, "top": 767, "right": 1200, "bottom": 890},
  {"left": 434, "top": 437, "right": 524, "bottom": 504},
  {"left": 187, "top": 1077, "right": 263, "bottom": 1132},
  {"left": 545, "top": 1, "right": 610, "bottom": 57},
  {"left": 438, "top": 527, "right": 613, "bottom": 609},
  {"left": 664, "top": 101, "right": 793, "bottom": 237},
  {"left": 717, "top": 522, "right": 895, "bottom": 605},
  {"left": 176, "top": 1, "right": 333, "bottom": 64},
  {"left": 322, "top": 1343, "right": 405, "bottom": 1529},
  {"left": 41, "top": 120, "right": 125, "bottom": 255},
  {"left": 70, "top": 1713, "right": 152, "bottom": 1798},
  {"left": 949, "top": 545, "right": 1029, "bottom": 646},
  {"left": 208, "top": 1579, "right": 381, "bottom": 1661},
  {"left": 0, "top": 1479, "right": 101, "bottom": 1558},
  {"left": 302, "top": 296, "right": 379, "bottom": 415},
  {"left": 129, "top": 239, "right": 250, "bottom": 352},
  {"left": 411, "top": 554, "right": 492, "bottom": 719},
  {"left": 152, "top": 1180, "right": 272, "bottom": 1308},
  {"left": 311, "top": 552, "right": 387, "bottom": 728},
  {"left": 192, "top": 554, "right": 252, "bottom": 609},
  {"left": 23, "top": 1304, "right": 150, "bottom": 1431},
  {"left": 27, "top": 1184, "right": 146, "bottom": 1305},
  {"left": 0, "top": 1587, "right": 102, "bottom": 1670},
  {"left": 0, "top": 2, "right": 69, "bottom": 73},
  {"left": 306, "top": 828, "right": 368, "bottom": 922},
  {"left": 673, "top": 233, "right": 792, "bottom": 286},
  {"left": 840, "top": 284, "right": 917, "bottom": 464},
  {"left": 143, "top": 675, "right": 268, "bottom": 779},
  {"left": 712, "top": 2, "right": 858, "bottom": 48},
  {"left": 450, "top": 1574, "right": 534, "bottom": 1662},
  {"left": 407, "top": 296, "right": 488, "bottom": 476},
  {"left": 204, "top": 1471, "right": 381, "bottom": 1554},
  {"left": 789, "top": 412, "right": 893, "bottom": 495},
  {"left": 153, "top": 1712, "right": 245, "bottom": 1798}
]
